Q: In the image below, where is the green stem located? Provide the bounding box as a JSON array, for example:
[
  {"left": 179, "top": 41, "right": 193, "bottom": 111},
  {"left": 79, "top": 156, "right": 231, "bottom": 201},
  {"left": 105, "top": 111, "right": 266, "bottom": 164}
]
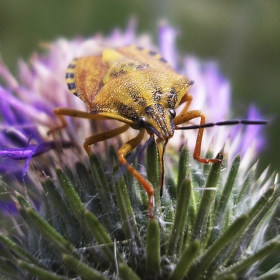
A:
[
  {"left": 146, "top": 219, "right": 160, "bottom": 277},
  {"left": 63, "top": 254, "right": 106, "bottom": 280},
  {"left": 208, "top": 155, "right": 240, "bottom": 246},
  {"left": 177, "top": 147, "right": 190, "bottom": 195},
  {"left": 25, "top": 207, "right": 79, "bottom": 258},
  {"left": 114, "top": 177, "right": 142, "bottom": 248},
  {"left": 192, "top": 152, "right": 222, "bottom": 243},
  {"left": 84, "top": 210, "right": 116, "bottom": 264},
  {"left": 187, "top": 214, "right": 248, "bottom": 280},
  {"left": 56, "top": 166, "right": 85, "bottom": 222},
  {"left": 168, "top": 178, "right": 191, "bottom": 255},
  {"left": 168, "top": 239, "right": 200, "bottom": 280},
  {"left": 215, "top": 238, "right": 280, "bottom": 279},
  {"left": 18, "top": 260, "right": 67, "bottom": 280},
  {"left": 119, "top": 263, "right": 141, "bottom": 280},
  {"left": 0, "top": 232, "right": 43, "bottom": 267}
]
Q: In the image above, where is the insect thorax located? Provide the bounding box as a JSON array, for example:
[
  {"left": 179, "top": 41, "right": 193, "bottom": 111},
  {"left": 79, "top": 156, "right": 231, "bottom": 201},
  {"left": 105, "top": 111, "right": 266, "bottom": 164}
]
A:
[{"left": 92, "top": 69, "right": 185, "bottom": 113}]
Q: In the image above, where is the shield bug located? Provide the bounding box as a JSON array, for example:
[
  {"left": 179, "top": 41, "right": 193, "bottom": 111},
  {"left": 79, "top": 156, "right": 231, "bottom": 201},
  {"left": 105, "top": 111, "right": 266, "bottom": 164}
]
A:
[{"left": 54, "top": 46, "right": 266, "bottom": 219}]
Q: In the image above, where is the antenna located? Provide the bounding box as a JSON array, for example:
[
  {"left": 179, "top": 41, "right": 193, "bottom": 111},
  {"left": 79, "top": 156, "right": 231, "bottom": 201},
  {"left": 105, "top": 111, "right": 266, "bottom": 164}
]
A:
[{"left": 176, "top": 120, "right": 267, "bottom": 130}]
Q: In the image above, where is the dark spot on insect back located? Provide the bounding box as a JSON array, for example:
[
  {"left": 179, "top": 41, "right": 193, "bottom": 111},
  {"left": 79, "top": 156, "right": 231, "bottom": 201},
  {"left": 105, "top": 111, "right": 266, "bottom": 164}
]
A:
[
  {"left": 145, "top": 106, "right": 154, "bottom": 118},
  {"left": 167, "top": 88, "right": 178, "bottom": 108},
  {"left": 145, "top": 104, "right": 165, "bottom": 119},
  {"left": 136, "top": 97, "right": 147, "bottom": 106},
  {"left": 117, "top": 69, "right": 126, "bottom": 76},
  {"left": 110, "top": 68, "right": 127, "bottom": 78},
  {"left": 145, "top": 104, "right": 165, "bottom": 118},
  {"left": 130, "top": 91, "right": 147, "bottom": 107},
  {"left": 110, "top": 71, "right": 118, "bottom": 77},
  {"left": 159, "top": 57, "right": 168, "bottom": 63},
  {"left": 136, "top": 63, "right": 150, "bottom": 70},
  {"left": 188, "top": 80, "right": 194, "bottom": 86},
  {"left": 155, "top": 103, "right": 165, "bottom": 114},
  {"left": 118, "top": 103, "right": 138, "bottom": 121},
  {"left": 67, "top": 83, "right": 76, "bottom": 90},
  {"left": 132, "top": 95, "right": 147, "bottom": 107},
  {"left": 153, "top": 88, "right": 163, "bottom": 102},
  {"left": 148, "top": 50, "right": 157, "bottom": 56},
  {"left": 68, "top": 63, "right": 76, "bottom": 69},
  {"left": 65, "top": 73, "right": 74, "bottom": 79}
]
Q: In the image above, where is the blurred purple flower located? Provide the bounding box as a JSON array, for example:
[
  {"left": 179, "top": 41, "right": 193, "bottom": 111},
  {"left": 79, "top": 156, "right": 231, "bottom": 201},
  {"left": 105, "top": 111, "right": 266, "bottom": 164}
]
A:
[{"left": 0, "top": 21, "right": 265, "bottom": 182}]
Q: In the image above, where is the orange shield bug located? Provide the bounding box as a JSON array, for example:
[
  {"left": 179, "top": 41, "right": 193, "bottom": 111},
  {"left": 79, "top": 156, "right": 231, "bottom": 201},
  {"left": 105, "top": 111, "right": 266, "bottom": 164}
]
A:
[{"left": 53, "top": 46, "right": 266, "bottom": 219}]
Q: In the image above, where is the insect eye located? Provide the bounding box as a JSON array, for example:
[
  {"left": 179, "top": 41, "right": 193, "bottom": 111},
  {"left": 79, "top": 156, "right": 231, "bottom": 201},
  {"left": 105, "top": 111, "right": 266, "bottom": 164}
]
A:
[
  {"left": 169, "top": 108, "right": 176, "bottom": 118},
  {"left": 137, "top": 117, "right": 146, "bottom": 128}
]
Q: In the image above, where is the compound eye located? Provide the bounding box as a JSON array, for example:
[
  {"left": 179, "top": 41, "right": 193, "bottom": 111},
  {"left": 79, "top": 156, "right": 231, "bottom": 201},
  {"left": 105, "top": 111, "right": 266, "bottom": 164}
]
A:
[
  {"left": 137, "top": 117, "right": 146, "bottom": 128},
  {"left": 169, "top": 108, "right": 176, "bottom": 118}
]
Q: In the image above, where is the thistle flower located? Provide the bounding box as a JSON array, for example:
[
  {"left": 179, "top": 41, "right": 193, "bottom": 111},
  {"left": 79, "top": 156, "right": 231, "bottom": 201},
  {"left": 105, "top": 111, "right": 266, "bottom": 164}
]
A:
[{"left": 0, "top": 22, "right": 279, "bottom": 280}]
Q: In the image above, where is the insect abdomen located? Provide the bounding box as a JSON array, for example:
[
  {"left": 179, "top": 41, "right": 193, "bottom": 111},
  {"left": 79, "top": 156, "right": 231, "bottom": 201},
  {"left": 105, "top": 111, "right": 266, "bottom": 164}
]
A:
[
  {"left": 65, "top": 59, "right": 78, "bottom": 96},
  {"left": 65, "top": 56, "right": 107, "bottom": 108}
]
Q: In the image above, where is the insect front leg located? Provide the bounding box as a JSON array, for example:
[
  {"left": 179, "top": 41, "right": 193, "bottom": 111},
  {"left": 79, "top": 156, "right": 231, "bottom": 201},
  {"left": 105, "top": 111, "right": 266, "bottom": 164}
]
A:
[
  {"left": 83, "top": 124, "right": 130, "bottom": 155},
  {"left": 174, "top": 110, "right": 221, "bottom": 164},
  {"left": 178, "top": 93, "right": 193, "bottom": 113},
  {"left": 118, "top": 130, "right": 155, "bottom": 219}
]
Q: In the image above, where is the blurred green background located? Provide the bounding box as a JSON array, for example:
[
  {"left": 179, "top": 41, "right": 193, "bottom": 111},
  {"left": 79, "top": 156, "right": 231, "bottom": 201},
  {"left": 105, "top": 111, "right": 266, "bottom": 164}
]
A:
[{"left": 0, "top": 0, "right": 279, "bottom": 173}]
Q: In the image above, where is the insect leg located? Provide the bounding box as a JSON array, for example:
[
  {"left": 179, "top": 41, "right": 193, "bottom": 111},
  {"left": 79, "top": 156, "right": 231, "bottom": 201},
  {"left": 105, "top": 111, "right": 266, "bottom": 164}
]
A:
[
  {"left": 174, "top": 110, "right": 221, "bottom": 164},
  {"left": 118, "top": 130, "right": 155, "bottom": 219},
  {"left": 83, "top": 124, "right": 130, "bottom": 155},
  {"left": 178, "top": 93, "right": 193, "bottom": 112},
  {"left": 54, "top": 108, "right": 108, "bottom": 120},
  {"left": 48, "top": 107, "right": 109, "bottom": 136}
]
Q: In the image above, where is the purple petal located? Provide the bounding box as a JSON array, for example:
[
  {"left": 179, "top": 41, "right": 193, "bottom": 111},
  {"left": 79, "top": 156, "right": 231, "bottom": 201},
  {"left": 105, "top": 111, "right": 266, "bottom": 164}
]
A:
[
  {"left": 159, "top": 23, "right": 178, "bottom": 69},
  {"left": 0, "top": 142, "right": 53, "bottom": 160},
  {"left": 0, "top": 62, "right": 18, "bottom": 88},
  {"left": 22, "top": 142, "right": 54, "bottom": 177},
  {"left": 0, "top": 201, "right": 19, "bottom": 216},
  {"left": 0, "top": 140, "right": 73, "bottom": 179},
  {"left": 242, "top": 106, "right": 266, "bottom": 153},
  {"left": 228, "top": 106, "right": 266, "bottom": 156},
  {"left": 203, "top": 63, "right": 230, "bottom": 121},
  {"left": 0, "top": 87, "right": 50, "bottom": 125}
]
